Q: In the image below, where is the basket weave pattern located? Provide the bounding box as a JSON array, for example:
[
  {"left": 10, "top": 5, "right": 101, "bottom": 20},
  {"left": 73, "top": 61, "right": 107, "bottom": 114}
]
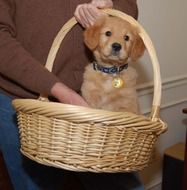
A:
[
  {"left": 14, "top": 100, "right": 166, "bottom": 172},
  {"left": 13, "top": 9, "right": 167, "bottom": 173}
]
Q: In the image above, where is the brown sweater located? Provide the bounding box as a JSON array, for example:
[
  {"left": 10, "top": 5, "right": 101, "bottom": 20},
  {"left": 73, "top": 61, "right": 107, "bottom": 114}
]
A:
[{"left": 0, "top": 0, "right": 138, "bottom": 99}]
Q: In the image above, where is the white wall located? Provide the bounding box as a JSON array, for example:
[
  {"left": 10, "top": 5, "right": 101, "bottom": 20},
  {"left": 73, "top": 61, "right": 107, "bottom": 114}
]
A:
[
  {"left": 136, "top": 0, "right": 187, "bottom": 189},
  {"left": 136, "top": 0, "right": 187, "bottom": 83}
]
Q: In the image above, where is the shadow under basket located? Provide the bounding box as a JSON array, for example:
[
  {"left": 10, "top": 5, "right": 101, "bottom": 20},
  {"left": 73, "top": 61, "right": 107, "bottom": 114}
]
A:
[{"left": 12, "top": 9, "right": 167, "bottom": 173}]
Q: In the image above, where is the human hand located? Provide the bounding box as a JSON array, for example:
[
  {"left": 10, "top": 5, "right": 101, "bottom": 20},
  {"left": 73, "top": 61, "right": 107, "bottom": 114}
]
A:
[
  {"left": 50, "top": 82, "right": 89, "bottom": 107},
  {"left": 91, "top": 0, "right": 113, "bottom": 8},
  {"left": 74, "top": 0, "right": 113, "bottom": 28}
]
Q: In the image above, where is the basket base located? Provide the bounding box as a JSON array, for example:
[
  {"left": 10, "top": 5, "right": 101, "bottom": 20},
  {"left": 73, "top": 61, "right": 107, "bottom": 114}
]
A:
[{"left": 20, "top": 149, "right": 149, "bottom": 173}]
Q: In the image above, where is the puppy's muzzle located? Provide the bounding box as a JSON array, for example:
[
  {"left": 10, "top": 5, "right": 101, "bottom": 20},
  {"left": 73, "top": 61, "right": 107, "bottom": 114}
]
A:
[{"left": 112, "top": 43, "right": 121, "bottom": 55}]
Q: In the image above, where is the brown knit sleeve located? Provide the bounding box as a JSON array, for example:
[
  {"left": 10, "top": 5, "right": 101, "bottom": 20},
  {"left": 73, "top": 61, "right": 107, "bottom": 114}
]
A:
[
  {"left": 113, "top": 0, "right": 138, "bottom": 19},
  {"left": 0, "top": 0, "right": 60, "bottom": 97}
]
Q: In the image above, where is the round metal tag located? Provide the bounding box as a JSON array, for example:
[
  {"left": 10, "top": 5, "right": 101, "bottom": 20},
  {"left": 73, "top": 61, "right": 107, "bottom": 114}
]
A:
[{"left": 112, "top": 77, "right": 124, "bottom": 88}]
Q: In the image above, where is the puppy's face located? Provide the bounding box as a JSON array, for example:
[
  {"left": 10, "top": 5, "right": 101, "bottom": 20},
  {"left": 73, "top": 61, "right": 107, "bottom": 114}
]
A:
[{"left": 84, "top": 16, "right": 145, "bottom": 65}]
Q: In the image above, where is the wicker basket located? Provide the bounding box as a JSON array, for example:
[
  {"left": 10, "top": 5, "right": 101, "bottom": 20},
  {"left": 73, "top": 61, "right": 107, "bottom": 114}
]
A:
[{"left": 12, "top": 9, "right": 167, "bottom": 173}]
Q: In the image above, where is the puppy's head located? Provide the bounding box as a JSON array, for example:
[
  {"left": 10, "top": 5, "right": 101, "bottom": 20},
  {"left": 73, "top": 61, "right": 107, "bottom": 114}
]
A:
[{"left": 84, "top": 16, "right": 145, "bottom": 65}]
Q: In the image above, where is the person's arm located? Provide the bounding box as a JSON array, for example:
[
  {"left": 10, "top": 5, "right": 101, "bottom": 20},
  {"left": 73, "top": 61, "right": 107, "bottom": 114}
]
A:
[
  {"left": 0, "top": 0, "right": 88, "bottom": 106},
  {"left": 74, "top": 0, "right": 138, "bottom": 28},
  {"left": 0, "top": 0, "right": 59, "bottom": 96}
]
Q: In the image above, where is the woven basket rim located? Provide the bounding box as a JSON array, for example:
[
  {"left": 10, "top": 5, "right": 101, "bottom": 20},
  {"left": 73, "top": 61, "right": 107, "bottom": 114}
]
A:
[
  {"left": 12, "top": 98, "right": 167, "bottom": 134},
  {"left": 13, "top": 98, "right": 138, "bottom": 116}
]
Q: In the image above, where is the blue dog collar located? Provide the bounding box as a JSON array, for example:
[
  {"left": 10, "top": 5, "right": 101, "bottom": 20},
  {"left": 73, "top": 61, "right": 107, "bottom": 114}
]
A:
[{"left": 93, "top": 62, "right": 128, "bottom": 74}]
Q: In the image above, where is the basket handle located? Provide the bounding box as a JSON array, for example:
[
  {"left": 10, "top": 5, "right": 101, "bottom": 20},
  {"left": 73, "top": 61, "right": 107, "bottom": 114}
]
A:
[{"left": 44, "top": 9, "right": 162, "bottom": 121}]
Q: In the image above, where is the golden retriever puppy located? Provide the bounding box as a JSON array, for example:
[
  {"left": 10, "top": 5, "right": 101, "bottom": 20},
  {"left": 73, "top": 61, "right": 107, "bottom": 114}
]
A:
[{"left": 81, "top": 16, "right": 145, "bottom": 114}]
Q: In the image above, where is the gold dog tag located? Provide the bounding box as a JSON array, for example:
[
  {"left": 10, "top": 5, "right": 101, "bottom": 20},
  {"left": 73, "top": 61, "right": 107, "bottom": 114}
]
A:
[{"left": 112, "top": 77, "right": 124, "bottom": 88}]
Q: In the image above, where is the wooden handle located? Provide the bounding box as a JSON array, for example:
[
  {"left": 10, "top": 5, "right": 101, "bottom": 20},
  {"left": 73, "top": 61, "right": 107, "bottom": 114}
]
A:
[{"left": 44, "top": 9, "right": 162, "bottom": 120}]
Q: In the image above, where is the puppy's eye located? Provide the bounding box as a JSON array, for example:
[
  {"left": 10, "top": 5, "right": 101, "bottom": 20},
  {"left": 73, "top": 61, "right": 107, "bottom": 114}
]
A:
[
  {"left": 124, "top": 35, "right": 130, "bottom": 41},
  {"left": 105, "top": 31, "right": 112, "bottom": 37}
]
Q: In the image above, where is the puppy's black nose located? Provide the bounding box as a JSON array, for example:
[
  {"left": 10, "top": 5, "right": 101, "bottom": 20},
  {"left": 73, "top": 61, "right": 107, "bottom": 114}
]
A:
[{"left": 112, "top": 43, "right": 121, "bottom": 52}]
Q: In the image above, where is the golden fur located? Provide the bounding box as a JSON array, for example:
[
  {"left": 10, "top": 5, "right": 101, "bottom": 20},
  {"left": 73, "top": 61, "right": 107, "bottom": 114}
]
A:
[{"left": 81, "top": 16, "right": 145, "bottom": 114}]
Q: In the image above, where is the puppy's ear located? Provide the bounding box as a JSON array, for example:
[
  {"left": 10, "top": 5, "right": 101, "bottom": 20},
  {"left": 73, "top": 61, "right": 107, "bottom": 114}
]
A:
[
  {"left": 130, "top": 35, "right": 145, "bottom": 61},
  {"left": 84, "top": 17, "right": 105, "bottom": 50}
]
